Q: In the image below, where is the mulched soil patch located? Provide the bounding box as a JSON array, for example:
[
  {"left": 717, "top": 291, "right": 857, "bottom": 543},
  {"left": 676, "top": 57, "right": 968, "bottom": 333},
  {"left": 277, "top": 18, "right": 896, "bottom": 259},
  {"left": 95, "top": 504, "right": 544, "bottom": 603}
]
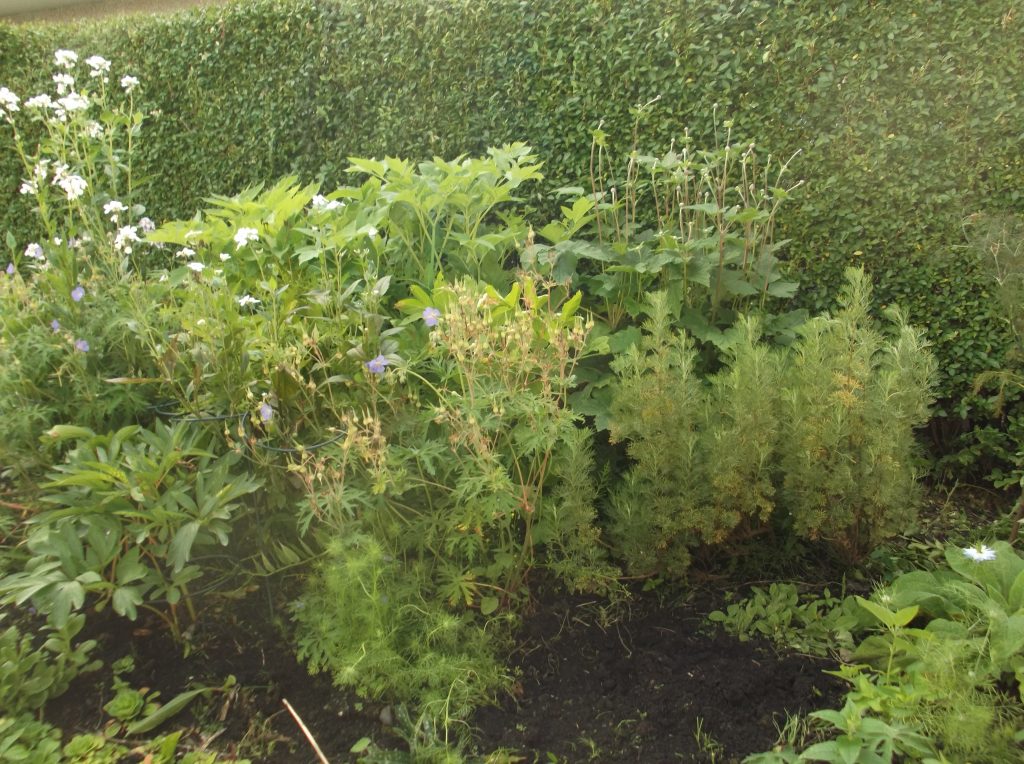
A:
[
  {"left": 40, "top": 582, "right": 844, "bottom": 763},
  {"left": 472, "top": 590, "right": 844, "bottom": 763}
]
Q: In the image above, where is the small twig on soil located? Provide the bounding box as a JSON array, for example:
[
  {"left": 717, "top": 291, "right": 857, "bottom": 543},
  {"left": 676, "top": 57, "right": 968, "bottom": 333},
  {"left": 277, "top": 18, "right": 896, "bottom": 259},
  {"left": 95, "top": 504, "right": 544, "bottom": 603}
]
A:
[{"left": 282, "top": 698, "right": 330, "bottom": 764}]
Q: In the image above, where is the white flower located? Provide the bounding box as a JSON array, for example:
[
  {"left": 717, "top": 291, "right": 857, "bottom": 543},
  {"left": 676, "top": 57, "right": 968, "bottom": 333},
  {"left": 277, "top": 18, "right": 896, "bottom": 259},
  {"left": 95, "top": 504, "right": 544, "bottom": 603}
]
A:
[
  {"left": 57, "top": 174, "right": 87, "bottom": 201},
  {"left": 139, "top": 217, "right": 156, "bottom": 233},
  {"left": 0, "top": 87, "right": 19, "bottom": 116},
  {"left": 174, "top": 247, "right": 196, "bottom": 259},
  {"left": 57, "top": 92, "right": 88, "bottom": 112},
  {"left": 19, "top": 179, "right": 37, "bottom": 195},
  {"left": 311, "top": 194, "right": 343, "bottom": 211},
  {"left": 158, "top": 273, "right": 168, "bottom": 283},
  {"left": 84, "top": 120, "right": 102, "bottom": 139},
  {"left": 54, "top": 50, "right": 79, "bottom": 69},
  {"left": 237, "top": 294, "right": 260, "bottom": 307},
  {"left": 120, "top": 75, "right": 139, "bottom": 94},
  {"left": 52, "top": 73, "right": 75, "bottom": 95},
  {"left": 114, "top": 225, "right": 139, "bottom": 254},
  {"left": 366, "top": 226, "right": 379, "bottom": 238},
  {"left": 234, "top": 227, "right": 259, "bottom": 248},
  {"left": 85, "top": 55, "right": 110, "bottom": 78},
  {"left": 187, "top": 261, "right": 205, "bottom": 273},
  {"left": 103, "top": 200, "right": 127, "bottom": 220},
  {"left": 24, "top": 242, "right": 44, "bottom": 260},
  {"left": 963, "top": 545, "right": 997, "bottom": 562},
  {"left": 33, "top": 161, "right": 49, "bottom": 181},
  {"left": 219, "top": 252, "right": 231, "bottom": 262},
  {"left": 25, "top": 94, "right": 54, "bottom": 110}
]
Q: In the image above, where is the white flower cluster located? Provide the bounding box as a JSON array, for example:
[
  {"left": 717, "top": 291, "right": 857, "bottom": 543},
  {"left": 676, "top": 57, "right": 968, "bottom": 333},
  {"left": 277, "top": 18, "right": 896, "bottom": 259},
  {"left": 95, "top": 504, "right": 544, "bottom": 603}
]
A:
[
  {"left": 85, "top": 55, "right": 110, "bottom": 80},
  {"left": 103, "top": 199, "right": 127, "bottom": 221},
  {"left": 234, "top": 227, "right": 259, "bottom": 248},
  {"left": 54, "top": 49, "right": 78, "bottom": 69},
  {"left": 114, "top": 225, "right": 140, "bottom": 254},
  {"left": 311, "top": 194, "right": 343, "bottom": 212},
  {"left": 24, "top": 242, "right": 44, "bottom": 261},
  {"left": 0, "top": 87, "right": 19, "bottom": 121},
  {"left": 120, "top": 75, "right": 139, "bottom": 94},
  {"left": 51, "top": 163, "right": 88, "bottom": 201}
]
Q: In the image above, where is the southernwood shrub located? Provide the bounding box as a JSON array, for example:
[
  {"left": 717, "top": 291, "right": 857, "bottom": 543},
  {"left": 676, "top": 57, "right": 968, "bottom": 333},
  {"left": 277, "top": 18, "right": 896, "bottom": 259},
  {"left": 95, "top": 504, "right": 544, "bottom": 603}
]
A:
[{"left": 607, "top": 269, "right": 936, "bottom": 575}]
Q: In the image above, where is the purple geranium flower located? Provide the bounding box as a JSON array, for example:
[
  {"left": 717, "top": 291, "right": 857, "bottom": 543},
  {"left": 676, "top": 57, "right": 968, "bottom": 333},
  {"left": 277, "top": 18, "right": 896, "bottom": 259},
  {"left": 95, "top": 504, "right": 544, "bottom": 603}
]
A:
[
  {"left": 422, "top": 306, "right": 441, "bottom": 327},
  {"left": 259, "top": 402, "right": 273, "bottom": 423},
  {"left": 5, "top": 262, "right": 13, "bottom": 275},
  {"left": 71, "top": 285, "right": 85, "bottom": 302},
  {"left": 74, "top": 339, "right": 89, "bottom": 352},
  {"left": 50, "top": 319, "right": 60, "bottom": 332},
  {"left": 366, "top": 354, "right": 389, "bottom": 374}
]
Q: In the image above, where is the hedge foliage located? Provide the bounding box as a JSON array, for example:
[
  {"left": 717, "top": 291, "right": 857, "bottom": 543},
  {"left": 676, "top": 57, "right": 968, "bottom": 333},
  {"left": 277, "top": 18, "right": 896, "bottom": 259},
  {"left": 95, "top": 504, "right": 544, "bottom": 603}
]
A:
[{"left": 1, "top": 0, "right": 1022, "bottom": 462}]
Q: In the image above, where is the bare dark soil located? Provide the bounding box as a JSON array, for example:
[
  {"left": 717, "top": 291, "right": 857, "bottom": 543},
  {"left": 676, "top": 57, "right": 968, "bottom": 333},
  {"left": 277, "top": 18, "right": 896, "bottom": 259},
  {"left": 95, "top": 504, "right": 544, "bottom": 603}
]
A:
[{"left": 41, "top": 582, "right": 843, "bottom": 763}]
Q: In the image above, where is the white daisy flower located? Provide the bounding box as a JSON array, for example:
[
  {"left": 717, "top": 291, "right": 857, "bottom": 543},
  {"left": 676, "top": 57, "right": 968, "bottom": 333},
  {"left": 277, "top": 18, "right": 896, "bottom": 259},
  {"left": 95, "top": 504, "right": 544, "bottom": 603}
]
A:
[{"left": 962, "top": 545, "right": 997, "bottom": 563}]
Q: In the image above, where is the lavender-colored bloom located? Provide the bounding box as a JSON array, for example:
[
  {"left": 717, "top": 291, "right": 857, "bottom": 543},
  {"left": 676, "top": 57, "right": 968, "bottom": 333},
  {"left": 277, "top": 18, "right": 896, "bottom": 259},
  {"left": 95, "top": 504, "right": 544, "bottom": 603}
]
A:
[
  {"left": 422, "top": 306, "right": 441, "bottom": 327},
  {"left": 74, "top": 339, "right": 89, "bottom": 352},
  {"left": 25, "top": 242, "right": 45, "bottom": 260},
  {"left": 71, "top": 285, "right": 85, "bottom": 302},
  {"left": 259, "top": 402, "right": 273, "bottom": 423},
  {"left": 5, "top": 263, "right": 13, "bottom": 275},
  {"left": 366, "top": 354, "right": 389, "bottom": 375},
  {"left": 51, "top": 319, "right": 60, "bottom": 332}
]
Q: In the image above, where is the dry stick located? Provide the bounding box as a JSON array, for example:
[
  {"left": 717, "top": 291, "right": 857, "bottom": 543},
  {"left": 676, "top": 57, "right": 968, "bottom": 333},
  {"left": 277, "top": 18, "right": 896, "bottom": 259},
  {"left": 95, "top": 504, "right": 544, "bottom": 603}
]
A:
[{"left": 282, "top": 698, "right": 330, "bottom": 764}]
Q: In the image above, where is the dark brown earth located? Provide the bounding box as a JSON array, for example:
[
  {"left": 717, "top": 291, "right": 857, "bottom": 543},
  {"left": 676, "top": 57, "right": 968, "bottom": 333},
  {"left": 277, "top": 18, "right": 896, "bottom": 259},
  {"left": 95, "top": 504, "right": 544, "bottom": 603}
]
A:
[{"left": 38, "top": 578, "right": 844, "bottom": 764}]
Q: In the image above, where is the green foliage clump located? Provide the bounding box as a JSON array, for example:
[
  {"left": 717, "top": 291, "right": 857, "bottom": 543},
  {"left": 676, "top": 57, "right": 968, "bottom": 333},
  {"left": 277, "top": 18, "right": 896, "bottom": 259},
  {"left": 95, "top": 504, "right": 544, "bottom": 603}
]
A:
[
  {"left": 607, "top": 294, "right": 782, "bottom": 576},
  {"left": 0, "top": 614, "right": 100, "bottom": 717},
  {"left": 607, "top": 270, "right": 935, "bottom": 576},
  {"left": 0, "top": 422, "right": 261, "bottom": 633},
  {"left": 779, "top": 269, "right": 936, "bottom": 561}
]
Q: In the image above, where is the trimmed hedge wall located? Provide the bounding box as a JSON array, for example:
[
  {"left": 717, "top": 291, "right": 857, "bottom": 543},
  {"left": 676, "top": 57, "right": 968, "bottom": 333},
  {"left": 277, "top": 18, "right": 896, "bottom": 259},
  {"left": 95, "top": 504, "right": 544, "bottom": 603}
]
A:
[{"left": 2, "top": 0, "right": 1023, "bottom": 460}]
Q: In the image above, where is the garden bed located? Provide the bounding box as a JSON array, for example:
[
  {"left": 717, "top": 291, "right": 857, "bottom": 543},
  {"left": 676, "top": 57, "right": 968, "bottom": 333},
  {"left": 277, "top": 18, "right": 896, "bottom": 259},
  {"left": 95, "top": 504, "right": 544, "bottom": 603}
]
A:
[{"left": 40, "top": 582, "right": 843, "bottom": 763}]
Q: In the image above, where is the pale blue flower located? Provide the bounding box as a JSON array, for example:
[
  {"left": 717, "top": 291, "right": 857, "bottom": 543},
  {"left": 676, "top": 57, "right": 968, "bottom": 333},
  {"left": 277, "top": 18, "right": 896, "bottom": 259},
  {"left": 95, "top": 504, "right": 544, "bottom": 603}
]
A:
[
  {"left": 5, "top": 263, "right": 13, "bottom": 275},
  {"left": 71, "top": 285, "right": 85, "bottom": 302},
  {"left": 50, "top": 319, "right": 60, "bottom": 332},
  {"left": 366, "top": 354, "right": 389, "bottom": 374},
  {"left": 422, "top": 306, "right": 441, "bottom": 327},
  {"left": 74, "top": 339, "right": 89, "bottom": 352},
  {"left": 259, "top": 402, "right": 273, "bottom": 423}
]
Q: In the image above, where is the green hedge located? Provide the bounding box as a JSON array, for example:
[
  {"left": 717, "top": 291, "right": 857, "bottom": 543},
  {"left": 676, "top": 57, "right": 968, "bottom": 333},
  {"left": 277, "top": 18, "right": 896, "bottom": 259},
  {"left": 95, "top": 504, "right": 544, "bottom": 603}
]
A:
[{"left": 2, "top": 0, "right": 1023, "bottom": 462}]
